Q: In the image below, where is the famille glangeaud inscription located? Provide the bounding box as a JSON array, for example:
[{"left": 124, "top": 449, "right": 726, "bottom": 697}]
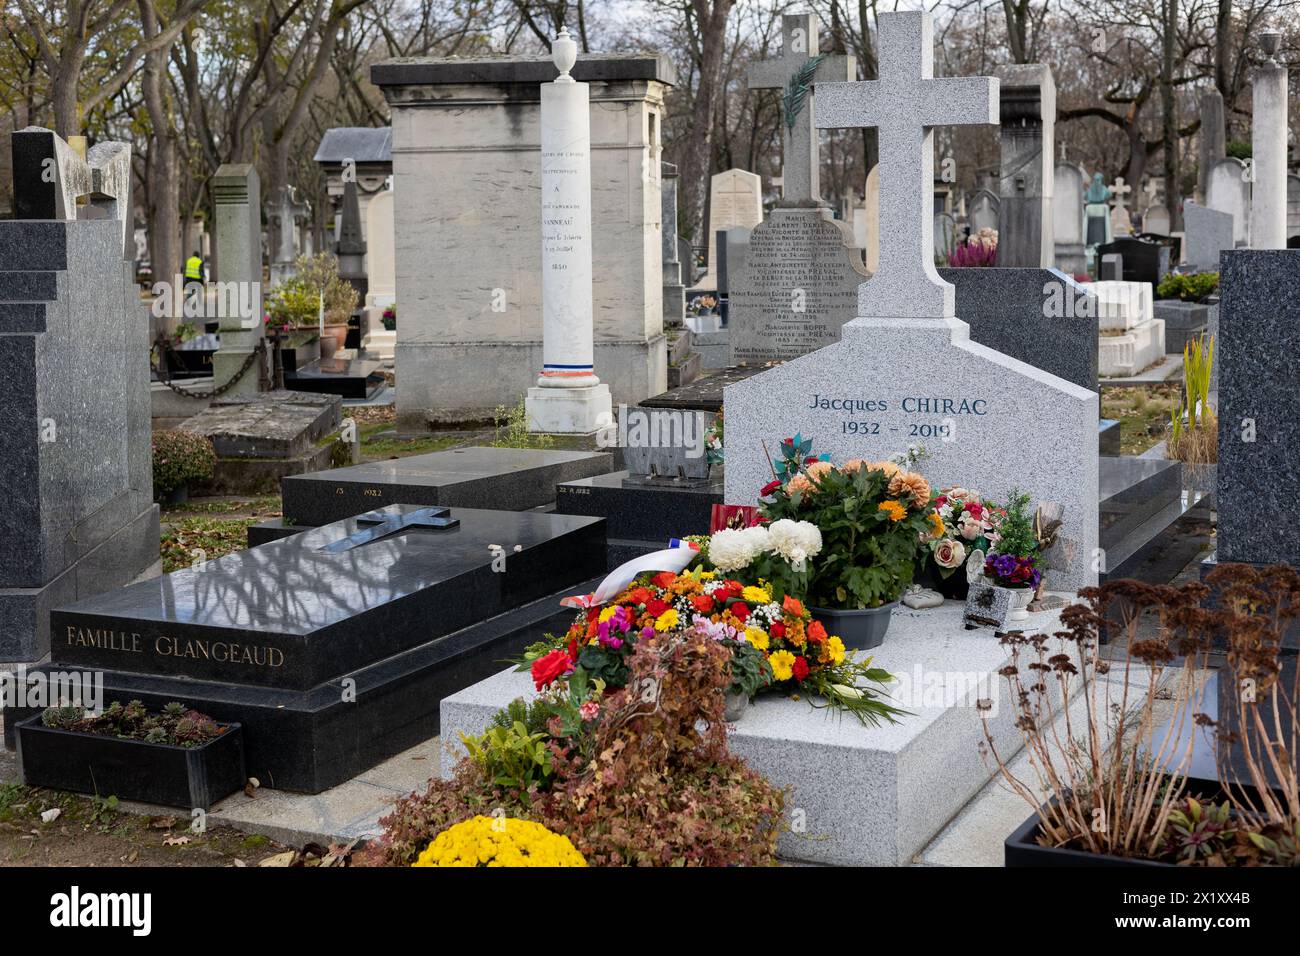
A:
[
  {"left": 65, "top": 625, "right": 285, "bottom": 668},
  {"left": 807, "top": 394, "right": 990, "bottom": 439}
]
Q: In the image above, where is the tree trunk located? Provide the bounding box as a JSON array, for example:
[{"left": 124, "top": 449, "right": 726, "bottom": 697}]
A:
[
  {"left": 1161, "top": 0, "right": 1180, "bottom": 227},
  {"left": 677, "top": 0, "right": 734, "bottom": 245},
  {"left": 140, "top": 1, "right": 181, "bottom": 330}
]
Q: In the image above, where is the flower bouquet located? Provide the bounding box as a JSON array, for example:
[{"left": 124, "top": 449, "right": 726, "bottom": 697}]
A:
[
  {"left": 757, "top": 440, "right": 936, "bottom": 647},
  {"left": 925, "top": 488, "right": 1005, "bottom": 600},
  {"left": 520, "top": 564, "right": 904, "bottom": 726},
  {"left": 963, "top": 488, "right": 1042, "bottom": 628}
]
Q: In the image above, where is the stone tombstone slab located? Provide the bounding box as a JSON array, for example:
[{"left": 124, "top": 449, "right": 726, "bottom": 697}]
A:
[
  {"left": 1198, "top": 90, "right": 1226, "bottom": 202},
  {"left": 1183, "top": 200, "right": 1234, "bottom": 271},
  {"left": 25, "top": 505, "right": 608, "bottom": 792},
  {"left": 281, "top": 446, "right": 614, "bottom": 526},
  {"left": 364, "top": 188, "right": 396, "bottom": 306},
  {"left": 1096, "top": 236, "right": 1170, "bottom": 285},
  {"left": 968, "top": 188, "right": 999, "bottom": 234},
  {"left": 938, "top": 268, "right": 1098, "bottom": 390},
  {"left": 996, "top": 64, "right": 1055, "bottom": 268},
  {"left": 1143, "top": 205, "right": 1171, "bottom": 236},
  {"left": 1207, "top": 158, "right": 1251, "bottom": 246},
  {"left": 745, "top": 13, "right": 855, "bottom": 205},
  {"left": 1053, "top": 161, "right": 1086, "bottom": 273},
  {"left": 727, "top": 207, "right": 868, "bottom": 365},
  {"left": 728, "top": 10, "right": 1098, "bottom": 589},
  {"left": 660, "top": 161, "right": 685, "bottom": 327},
  {"left": 1217, "top": 250, "right": 1300, "bottom": 565},
  {"left": 0, "top": 129, "right": 158, "bottom": 661},
  {"left": 696, "top": 168, "right": 763, "bottom": 291},
  {"left": 211, "top": 163, "right": 265, "bottom": 396},
  {"left": 370, "top": 55, "right": 673, "bottom": 425}
]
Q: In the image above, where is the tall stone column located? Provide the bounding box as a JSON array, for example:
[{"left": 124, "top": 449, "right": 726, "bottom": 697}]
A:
[
  {"left": 1251, "top": 31, "right": 1288, "bottom": 250},
  {"left": 525, "top": 27, "right": 611, "bottom": 434},
  {"left": 211, "top": 164, "right": 266, "bottom": 395}
]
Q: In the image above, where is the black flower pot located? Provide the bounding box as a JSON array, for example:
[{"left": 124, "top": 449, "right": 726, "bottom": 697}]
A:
[
  {"left": 16, "top": 716, "right": 245, "bottom": 811},
  {"left": 809, "top": 602, "right": 896, "bottom": 650},
  {"left": 925, "top": 556, "right": 970, "bottom": 600}
]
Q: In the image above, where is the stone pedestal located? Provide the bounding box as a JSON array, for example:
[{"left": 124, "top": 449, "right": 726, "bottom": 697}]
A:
[
  {"left": 1095, "top": 280, "right": 1165, "bottom": 377},
  {"left": 441, "top": 601, "right": 1075, "bottom": 865}
]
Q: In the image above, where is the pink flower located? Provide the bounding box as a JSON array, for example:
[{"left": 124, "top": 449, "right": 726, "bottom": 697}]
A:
[{"left": 579, "top": 701, "right": 600, "bottom": 721}]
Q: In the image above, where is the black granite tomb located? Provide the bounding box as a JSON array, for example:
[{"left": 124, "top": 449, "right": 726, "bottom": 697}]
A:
[
  {"left": 4, "top": 505, "right": 606, "bottom": 792},
  {"left": 1096, "top": 236, "right": 1170, "bottom": 285}
]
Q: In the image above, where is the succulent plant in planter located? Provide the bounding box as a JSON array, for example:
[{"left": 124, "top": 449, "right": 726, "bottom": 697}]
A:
[
  {"left": 991, "top": 565, "right": 1300, "bottom": 867},
  {"left": 152, "top": 428, "right": 216, "bottom": 505}
]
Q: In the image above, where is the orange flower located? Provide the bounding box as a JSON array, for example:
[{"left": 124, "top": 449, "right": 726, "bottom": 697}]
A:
[
  {"left": 842, "top": 458, "right": 869, "bottom": 474},
  {"left": 889, "top": 471, "right": 932, "bottom": 509},
  {"left": 786, "top": 474, "right": 814, "bottom": 496},
  {"left": 808, "top": 620, "right": 827, "bottom": 644},
  {"left": 927, "top": 511, "right": 946, "bottom": 539},
  {"left": 878, "top": 499, "right": 907, "bottom": 522},
  {"left": 782, "top": 594, "right": 806, "bottom": 617},
  {"left": 870, "top": 460, "right": 901, "bottom": 479},
  {"left": 806, "top": 460, "right": 835, "bottom": 484}
]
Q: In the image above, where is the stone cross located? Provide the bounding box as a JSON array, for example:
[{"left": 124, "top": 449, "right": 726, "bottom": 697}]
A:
[
  {"left": 815, "top": 10, "right": 997, "bottom": 320},
  {"left": 1109, "top": 176, "right": 1132, "bottom": 213},
  {"left": 747, "top": 13, "right": 855, "bottom": 205},
  {"left": 320, "top": 507, "right": 460, "bottom": 553}
]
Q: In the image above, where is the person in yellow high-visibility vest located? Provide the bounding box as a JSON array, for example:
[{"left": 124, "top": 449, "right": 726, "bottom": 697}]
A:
[{"left": 183, "top": 252, "right": 205, "bottom": 304}]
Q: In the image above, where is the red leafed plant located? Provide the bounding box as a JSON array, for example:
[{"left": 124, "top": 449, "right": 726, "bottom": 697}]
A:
[{"left": 358, "top": 627, "right": 785, "bottom": 867}]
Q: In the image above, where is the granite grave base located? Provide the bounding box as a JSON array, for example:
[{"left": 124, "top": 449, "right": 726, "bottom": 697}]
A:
[
  {"left": 1153, "top": 300, "right": 1212, "bottom": 355},
  {"left": 555, "top": 470, "right": 725, "bottom": 568},
  {"left": 441, "top": 600, "right": 1074, "bottom": 866},
  {"left": 4, "top": 505, "right": 607, "bottom": 792},
  {"left": 279, "top": 446, "right": 614, "bottom": 527}
]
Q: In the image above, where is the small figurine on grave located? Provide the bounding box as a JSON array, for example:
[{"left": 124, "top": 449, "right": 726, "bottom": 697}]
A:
[
  {"left": 1084, "top": 173, "right": 1114, "bottom": 254},
  {"left": 1027, "top": 501, "right": 1073, "bottom": 611}
]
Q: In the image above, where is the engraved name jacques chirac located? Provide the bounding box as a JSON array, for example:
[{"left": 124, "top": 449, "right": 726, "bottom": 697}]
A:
[{"left": 808, "top": 395, "right": 990, "bottom": 414}]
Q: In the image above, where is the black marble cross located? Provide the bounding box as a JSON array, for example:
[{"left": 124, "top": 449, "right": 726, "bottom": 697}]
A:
[{"left": 319, "top": 507, "right": 460, "bottom": 553}]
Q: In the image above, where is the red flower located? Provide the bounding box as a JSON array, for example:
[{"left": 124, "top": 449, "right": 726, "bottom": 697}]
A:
[
  {"left": 782, "top": 594, "right": 806, "bottom": 618},
  {"left": 792, "top": 656, "right": 810, "bottom": 681},
  {"left": 690, "top": 594, "right": 715, "bottom": 614},
  {"left": 651, "top": 571, "right": 677, "bottom": 588},
  {"left": 531, "top": 649, "right": 573, "bottom": 691},
  {"left": 627, "top": 587, "right": 652, "bottom": 606},
  {"left": 645, "top": 598, "right": 670, "bottom": 617},
  {"left": 567, "top": 637, "right": 580, "bottom": 660},
  {"left": 807, "top": 620, "right": 827, "bottom": 644},
  {"left": 770, "top": 621, "right": 786, "bottom": 639},
  {"left": 760, "top": 479, "right": 781, "bottom": 497},
  {"left": 730, "top": 602, "right": 750, "bottom": 623}
]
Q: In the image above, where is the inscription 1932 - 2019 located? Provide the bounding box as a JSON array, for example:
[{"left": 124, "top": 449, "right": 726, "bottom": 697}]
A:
[{"left": 807, "top": 393, "right": 990, "bottom": 441}]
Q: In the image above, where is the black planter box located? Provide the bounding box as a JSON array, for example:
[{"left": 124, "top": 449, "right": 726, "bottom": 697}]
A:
[
  {"left": 1005, "top": 776, "right": 1278, "bottom": 867},
  {"left": 15, "top": 716, "right": 246, "bottom": 811}
]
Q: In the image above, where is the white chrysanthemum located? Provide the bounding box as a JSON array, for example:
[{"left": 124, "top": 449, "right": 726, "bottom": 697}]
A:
[
  {"left": 766, "top": 519, "right": 823, "bottom": 568},
  {"left": 708, "top": 525, "right": 768, "bottom": 572}
]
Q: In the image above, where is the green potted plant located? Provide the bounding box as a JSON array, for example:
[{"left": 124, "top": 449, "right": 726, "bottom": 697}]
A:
[
  {"left": 151, "top": 428, "right": 216, "bottom": 506},
  {"left": 963, "top": 488, "right": 1040, "bottom": 628},
  {"left": 290, "top": 252, "right": 359, "bottom": 358},
  {"left": 758, "top": 436, "right": 934, "bottom": 648}
]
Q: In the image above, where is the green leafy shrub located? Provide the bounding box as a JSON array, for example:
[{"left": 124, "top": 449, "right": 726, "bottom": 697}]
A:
[
  {"left": 361, "top": 628, "right": 785, "bottom": 867},
  {"left": 489, "top": 397, "right": 554, "bottom": 449},
  {"left": 41, "top": 699, "right": 226, "bottom": 748},
  {"left": 152, "top": 428, "right": 216, "bottom": 495},
  {"left": 265, "top": 253, "right": 358, "bottom": 330},
  {"left": 1156, "top": 271, "right": 1218, "bottom": 302},
  {"left": 1225, "top": 139, "right": 1252, "bottom": 160}
]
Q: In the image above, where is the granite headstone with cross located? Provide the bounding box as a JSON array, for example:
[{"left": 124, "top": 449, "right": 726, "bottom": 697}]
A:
[
  {"left": 727, "top": 13, "right": 865, "bottom": 366},
  {"left": 723, "top": 9, "right": 1098, "bottom": 589}
]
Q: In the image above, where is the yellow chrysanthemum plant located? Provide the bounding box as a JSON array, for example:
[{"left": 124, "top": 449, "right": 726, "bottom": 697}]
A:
[
  {"left": 413, "top": 815, "right": 586, "bottom": 867},
  {"left": 759, "top": 446, "right": 937, "bottom": 612}
]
